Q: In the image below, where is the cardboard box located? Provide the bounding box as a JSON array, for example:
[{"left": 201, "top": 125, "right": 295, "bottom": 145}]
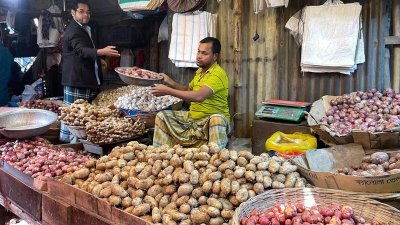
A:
[
  {"left": 252, "top": 119, "right": 312, "bottom": 155},
  {"left": 308, "top": 97, "right": 400, "bottom": 149},
  {"left": 292, "top": 144, "right": 400, "bottom": 193}
]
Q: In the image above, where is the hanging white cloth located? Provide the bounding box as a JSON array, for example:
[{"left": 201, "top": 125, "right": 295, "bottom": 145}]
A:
[
  {"left": 168, "top": 11, "right": 217, "bottom": 68},
  {"left": 286, "top": 1, "right": 364, "bottom": 75},
  {"left": 37, "top": 5, "right": 63, "bottom": 48}
]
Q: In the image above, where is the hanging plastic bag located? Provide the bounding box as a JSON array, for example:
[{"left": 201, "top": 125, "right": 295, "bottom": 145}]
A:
[
  {"left": 21, "top": 78, "right": 43, "bottom": 102},
  {"left": 265, "top": 132, "right": 317, "bottom": 155}
]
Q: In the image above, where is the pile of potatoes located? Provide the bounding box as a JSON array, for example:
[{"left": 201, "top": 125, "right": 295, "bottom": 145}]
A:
[
  {"left": 59, "top": 99, "right": 118, "bottom": 126},
  {"left": 64, "top": 142, "right": 307, "bottom": 225},
  {"left": 337, "top": 151, "right": 400, "bottom": 176},
  {"left": 85, "top": 117, "right": 147, "bottom": 144},
  {"left": 92, "top": 85, "right": 140, "bottom": 107}
]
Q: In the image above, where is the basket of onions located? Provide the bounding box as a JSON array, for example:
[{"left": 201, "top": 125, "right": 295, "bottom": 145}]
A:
[{"left": 232, "top": 188, "right": 400, "bottom": 225}]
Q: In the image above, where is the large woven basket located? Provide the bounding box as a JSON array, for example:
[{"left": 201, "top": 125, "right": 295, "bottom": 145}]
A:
[{"left": 232, "top": 188, "right": 400, "bottom": 225}]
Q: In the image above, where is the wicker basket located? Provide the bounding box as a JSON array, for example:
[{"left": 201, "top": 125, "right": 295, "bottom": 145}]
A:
[
  {"left": 66, "top": 125, "right": 87, "bottom": 139},
  {"left": 232, "top": 188, "right": 400, "bottom": 225}
]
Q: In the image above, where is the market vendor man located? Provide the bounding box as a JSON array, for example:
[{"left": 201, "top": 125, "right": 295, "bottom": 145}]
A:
[
  {"left": 151, "top": 37, "right": 230, "bottom": 149},
  {"left": 60, "top": 0, "right": 120, "bottom": 142}
]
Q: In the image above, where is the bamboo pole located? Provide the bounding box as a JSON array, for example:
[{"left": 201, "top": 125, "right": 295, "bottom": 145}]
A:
[
  {"left": 393, "top": 0, "right": 400, "bottom": 92},
  {"left": 233, "top": 0, "right": 243, "bottom": 137}
]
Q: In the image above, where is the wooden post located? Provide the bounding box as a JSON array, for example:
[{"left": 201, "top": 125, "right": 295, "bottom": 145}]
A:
[
  {"left": 233, "top": 0, "right": 243, "bottom": 137},
  {"left": 393, "top": 0, "right": 400, "bottom": 92}
]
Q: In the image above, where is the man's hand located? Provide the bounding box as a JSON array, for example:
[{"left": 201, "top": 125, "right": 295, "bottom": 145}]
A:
[
  {"left": 97, "top": 46, "right": 120, "bottom": 57},
  {"left": 151, "top": 84, "right": 171, "bottom": 96},
  {"left": 159, "top": 73, "right": 173, "bottom": 85}
]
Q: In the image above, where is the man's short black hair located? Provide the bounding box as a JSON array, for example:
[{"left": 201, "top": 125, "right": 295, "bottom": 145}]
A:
[
  {"left": 200, "top": 37, "right": 221, "bottom": 54},
  {"left": 72, "top": 0, "right": 90, "bottom": 10}
]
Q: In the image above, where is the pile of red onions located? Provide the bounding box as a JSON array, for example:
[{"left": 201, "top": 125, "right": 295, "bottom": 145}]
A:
[
  {"left": 240, "top": 203, "right": 379, "bottom": 225},
  {"left": 20, "top": 100, "right": 61, "bottom": 115},
  {"left": 0, "top": 137, "right": 93, "bottom": 180},
  {"left": 319, "top": 88, "right": 400, "bottom": 135}
]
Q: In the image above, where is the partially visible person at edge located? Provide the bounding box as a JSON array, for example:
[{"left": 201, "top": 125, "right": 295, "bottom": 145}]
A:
[
  {"left": 60, "top": 0, "right": 120, "bottom": 142},
  {"left": 0, "top": 40, "right": 13, "bottom": 106},
  {"left": 151, "top": 37, "right": 230, "bottom": 150}
]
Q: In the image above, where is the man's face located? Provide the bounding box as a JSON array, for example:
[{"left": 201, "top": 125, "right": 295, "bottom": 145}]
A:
[
  {"left": 196, "top": 42, "right": 217, "bottom": 68},
  {"left": 71, "top": 3, "right": 91, "bottom": 25}
]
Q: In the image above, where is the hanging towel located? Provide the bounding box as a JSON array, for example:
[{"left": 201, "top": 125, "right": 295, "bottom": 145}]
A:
[{"left": 168, "top": 11, "right": 217, "bottom": 68}]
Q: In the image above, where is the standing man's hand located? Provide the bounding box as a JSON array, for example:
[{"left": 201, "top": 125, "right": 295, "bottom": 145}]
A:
[
  {"left": 151, "top": 84, "right": 171, "bottom": 96},
  {"left": 97, "top": 46, "right": 120, "bottom": 57}
]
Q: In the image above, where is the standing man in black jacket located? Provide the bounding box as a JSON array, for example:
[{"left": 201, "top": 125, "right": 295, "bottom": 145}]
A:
[{"left": 60, "top": 0, "right": 120, "bottom": 142}]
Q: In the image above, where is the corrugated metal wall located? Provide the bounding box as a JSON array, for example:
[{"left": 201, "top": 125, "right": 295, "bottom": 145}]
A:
[{"left": 159, "top": 0, "right": 393, "bottom": 137}]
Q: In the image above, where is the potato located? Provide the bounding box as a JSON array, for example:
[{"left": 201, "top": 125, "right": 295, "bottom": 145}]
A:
[
  {"left": 105, "top": 160, "right": 118, "bottom": 169},
  {"left": 137, "top": 165, "right": 152, "bottom": 179},
  {"left": 191, "top": 187, "right": 204, "bottom": 199},
  {"left": 177, "top": 183, "right": 194, "bottom": 197},
  {"left": 155, "top": 193, "right": 163, "bottom": 202},
  {"left": 159, "top": 174, "right": 173, "bottom": 186},
  {"left": 198, "top": 196, "right": 208, "bottom": 205},
  {"left": 176, "top": 195, "right": 190, "bottom": 206},
  {"left": 199, "top": 145, "right": 210, "bottom": 153},
  {"left": 234, "top": 167, "right": 246, "bottom": 178},
  {"left": 202, "top": 181, "right": 213, "bottom": 194},
  {"left": 62, "top": 174, "right": 75, "bottom": 185},
  {"left": 120, "top": 171, "right": 129, "bottom": 180},
  {"left": 159, "top": 195, "right": 170, "bottom": 208},
  {"left": 92, "top": 184, "right": 103, "bottom": 197},
  {"left": 108, "top": 195, "right": 121, "bottom": 206},
  {"left": 179, "top": 204, "right": 191, "bottom": 214},
  {"left": 132, "top": 197, "right": 142, "bottom": 206},
  {"left": 187, "top": 197, "right": 198, "bottom": 208},
  {"left": 219, "top": 149, "right": 230, "bottom": 162},
  {"left": 183, "top": 161, "right": 195, "bottom": 174},
  {"left": 228, "top": 195, "right": 240, "bottom": 206},
  {"left": 144, "top": 195, "right": 158, "bottom": 208},
  {"left": 73, "top": 168, "right": 90, "bottom": 180},
  {"left": 111, "top": 174, "right": 120, "bottom": 184},
  {"left": 220, "top": 198, "right": 233, "bottom": 210},
  {"left": 257, "top": 161, "right": 269, "bottom": 171},
  {"left": 218, "top": 160, "right": 235, "bottom": 172},
  {"left": 195, "top": 152, "right": 211, "bottom": 161},
  {"left": 178, "top": 173, "right": 190, "bottom": 184},
  {"left": 245, "top": 163, "right": 257, "bottom": 172},
  {"left": 273, "top": 174, "right": 286, "bottom": 183},
  {"left": 295, "top": 177, "right": 306, "bottom": 188},
  {"left": 230, "top": 181, "right": 240, "bottom": 194},
  {"left": 284, "top": 172, "right": 299, "bottom": 188},
  {"left": 238, "top": 151, "right": 253, "bottom": 160},
  {"left": 147, "top": 185, "right": 162, "bottom": 198},
  {"left": 272, "top": 181, "right": 285, "bottom": 189},
  {"left": 244, "top": 171, "right": 256, "bottom": 182},
  {"left": 210, "top": 217, "right": 225, "bottom": 225},
  {"left": 99, "top": 186, "right": 112, "bottom": 198},
  {"left": 212, "top": 180, "right": 221, "bottom": 194},
  {"left": 268, "top": 159, "right": 280, "bottom": 173},
  {"left": 191, "top": 209, "right": 210, "bottom": 225},
  {"left": 189, "top": 170, "right": 199, "bottom": 185},
  {"left": 236, "top": 157, "right": 248, "bottom": 167},
  {"left": 207, "top": 197, "right": 223, "bottom": 210},
  {"left": 169, "top": 210, "right": 188, "bottom": 221},
  {"left": 221, "top": 209, "right": 234, "bottom": 219},
  {"left": 164, "top": 185, "right": 177, "bottom": 195},
  {"left": 121, "top": 197, "right": 132, "bottom": 208},
  {"left": 94, "top": 172, "right": 113, "bottom": 183},
  {"left": 279, "top": 162, "right": 297, "bottom": 174},
  {"left": 207, "top": 206, "right": 221, "bottom": 218},
  {"left": 152, "top": 160, "right": 162, "bottom": 176},
  {"left": 117, "top": 159, "right": 127, "bottom": 168},
  {"left": 122, "top": 152, "right": 135, "bottom": 161},
  {"left": 209, "top": 171, "right": 222, "bottom": 181},
  {"left": 85, "top": 159, "right": 96, "bottom": 168},
  {"left": 170, "top": 155, "right": 182, "bottom": 167},
  {"left": 194, "top": 160, "right": 208, "bottom": 168},
  {"left": 236, "top": 188, "right": 248, "bottom": 203},
  {"left": 253, "top": 183, "right": 264, "bottom": 194},
  {"left": 131, "top": 203, "right": 150, "bottom": 216},
  {"left": 135, "top": 178, "right": 154, "bottom": 190}
]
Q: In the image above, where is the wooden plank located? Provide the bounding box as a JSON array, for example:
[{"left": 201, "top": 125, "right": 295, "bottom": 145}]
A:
[
  {"left": 71, "top": 207, "right": 110, "bottom": 225},
  {"left": 385, "top": 36, "right": 400, "bottom": 45},
  {"left": 111, "top": 207, "right": 150, "bottom": 225},
  {"left": 0, "top": 195, "right": 42, "bottom": 225},
  {"left": 97, "top": 199, "right": 112, "bottom": 221},
  {"left": 0, "top": 168, "right": 42, "bottom": 221},
  {"left": 42, "top": 194, "right": 72, "bottom": 225},
  {"left": 46, "top": 179, "right": 75, "bottom": 205},
  {"left": 74, "top": 188, "right": 98, "bottom": 214}
]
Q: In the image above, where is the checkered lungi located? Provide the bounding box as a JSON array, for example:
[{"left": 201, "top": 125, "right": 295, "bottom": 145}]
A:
[
  {"left": 59, "top": 86, "right": 98, "bottom": 143},
  {"left": 153, "top": 110, "right": 230, "bottom": 149}
]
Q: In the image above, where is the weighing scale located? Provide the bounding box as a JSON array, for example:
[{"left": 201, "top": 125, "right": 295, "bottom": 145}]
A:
[{"left": 255, "top": 99, "right": 311, "bottom": 123}]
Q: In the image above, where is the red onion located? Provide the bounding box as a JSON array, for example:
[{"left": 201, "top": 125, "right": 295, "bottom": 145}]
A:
[
  {"left": 369, "top": 88, "right": 377, "bottom": 93},
  {"left": 354, "top": 96, "right": 361, "bottom": 103}
]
